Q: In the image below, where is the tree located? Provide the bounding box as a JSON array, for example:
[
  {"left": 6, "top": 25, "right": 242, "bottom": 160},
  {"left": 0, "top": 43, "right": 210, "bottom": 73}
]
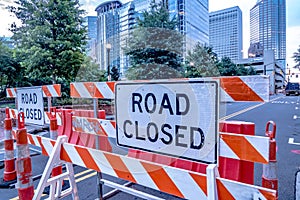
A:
[
  {"left": 184, "top": 43, "right": 220, "bottom": 78},
  {"left": 75, "top": 56, "right": 107, "bottom": 82},
  {"left": 8, "top": 0, "right": 87, "bottom": 85},
  {"left": 218, "top": 57, "right": 257, "bottom": 76},
  {"left": 0, "top": 38, "right": 27, "bottom": 97},
  {"left": 124, "top": 0, "right": 184, "bottom": 80},
  {"left": 110, "top": 66, "right": 120, "bottom": 81},
  {"left": 293, "top": 46, "right": 300, "bottom": 70}
]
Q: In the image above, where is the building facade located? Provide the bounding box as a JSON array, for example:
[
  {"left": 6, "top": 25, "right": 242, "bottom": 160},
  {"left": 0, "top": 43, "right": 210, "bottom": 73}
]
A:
[
  {"left": 236, "top": 50, "right": 285, "bottom": 93},
  {"left": 95, "top": 1, "right": 122, "bottom": 73},
  {"left": 84, "top": 16, "right": 97, "bottom": 60},
  {"left": 165, "top": 0, "right": 209, "bottom": 55},
  {"left": 209, "top": 6, "right": 243, "bottom": 61},
  {"left": 249, "top": 0, "right": 286, "bottom": 61}
]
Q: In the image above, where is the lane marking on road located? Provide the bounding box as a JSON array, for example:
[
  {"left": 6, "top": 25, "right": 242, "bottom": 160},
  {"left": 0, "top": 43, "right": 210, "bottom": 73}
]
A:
[{"left": 220, "top": 96, "right": 283, "bottom": 121}]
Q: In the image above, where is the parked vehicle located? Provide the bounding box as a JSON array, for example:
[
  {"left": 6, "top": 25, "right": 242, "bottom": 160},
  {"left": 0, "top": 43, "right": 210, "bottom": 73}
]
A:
[{"left": 285, "top": 82, "right": 300, "bottom": 96}]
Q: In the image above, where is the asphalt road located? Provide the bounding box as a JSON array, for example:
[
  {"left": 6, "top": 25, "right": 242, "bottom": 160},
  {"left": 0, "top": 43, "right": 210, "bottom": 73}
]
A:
[{"left": 1, "top": 94, "right": 300, "bottom": 200}]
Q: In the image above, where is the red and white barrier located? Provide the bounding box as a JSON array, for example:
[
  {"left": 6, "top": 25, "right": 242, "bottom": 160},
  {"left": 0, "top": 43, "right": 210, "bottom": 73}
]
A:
[
  {"left": 262, "top": 121, "right": 278, "bottom": 198},
  {"left": 6, "top": 84, "right": 61, "bottom": 98},
  {"left": 29, "top": 134, "right": 276, "bottom": 199},
  {"left": 3, "top": 108, "right": 16, "bottom": 182},
  {"left": 70, "top": 76, "right": 270, "bottom": 102},
  {"left": 15, "top": 113, "right": 34, "bottom": 200},
  {"left": 72, "top": 116, "right": 270, "bottom": 164}
]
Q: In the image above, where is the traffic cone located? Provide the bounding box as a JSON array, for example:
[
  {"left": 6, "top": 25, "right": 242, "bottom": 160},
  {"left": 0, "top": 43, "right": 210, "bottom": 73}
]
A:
[
  {"left": 0, "top": 108, "right": 17, "bottom": 188},
  {"left": 15, "top": 112, "right": 34, "bottom": 200}
]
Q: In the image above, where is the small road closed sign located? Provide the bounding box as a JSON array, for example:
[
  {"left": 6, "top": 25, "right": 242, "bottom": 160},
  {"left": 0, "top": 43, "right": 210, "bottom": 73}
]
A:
[
  {"left": 17, "top": 87, "right": 45, "bottom": 126},
  {"left": 115, "top": 80, "right": 219, "bottom": 164}
]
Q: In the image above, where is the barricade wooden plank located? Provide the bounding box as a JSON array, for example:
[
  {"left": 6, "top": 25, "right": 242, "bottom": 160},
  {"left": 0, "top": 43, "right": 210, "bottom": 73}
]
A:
[
  {"left": 9, "top": 109, "right": 62, "bottom": 125},
  {"left": 71, "top": 116, "right": 270, "bottom": 164},
  {"left": 70, "top": 82, "right": 115, "bottom": 99},
  {"left": 26, "top": 134, "right": 276, "bottom": 199},
  {"left": 70, "top": 76, "right": 269, "bottom": 102},
  {"left": 6, "top": 84, "right": 61, "bottom": 98}
]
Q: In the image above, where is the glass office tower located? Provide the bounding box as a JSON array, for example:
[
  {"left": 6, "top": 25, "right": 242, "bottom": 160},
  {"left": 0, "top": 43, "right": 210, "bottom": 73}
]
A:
[
  {"left": 250, "top": 0, "right": 286, "bottom": 60},
  {"left": 209, "top": 6, "right": 243, "bottom": 61},
  {"left": 165, "top": 0, "right": 209, "bottom": 55}
]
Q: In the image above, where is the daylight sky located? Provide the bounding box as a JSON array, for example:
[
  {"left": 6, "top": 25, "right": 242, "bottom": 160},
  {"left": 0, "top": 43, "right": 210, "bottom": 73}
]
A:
[{"left": 1, "top": 0, "right": 299, "bottom": 68}]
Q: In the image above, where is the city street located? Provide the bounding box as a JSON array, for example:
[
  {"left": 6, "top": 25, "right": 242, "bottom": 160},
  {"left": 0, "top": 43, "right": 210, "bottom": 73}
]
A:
[{"left": 0, "top": 94, "right": 300, "bottom": 199}]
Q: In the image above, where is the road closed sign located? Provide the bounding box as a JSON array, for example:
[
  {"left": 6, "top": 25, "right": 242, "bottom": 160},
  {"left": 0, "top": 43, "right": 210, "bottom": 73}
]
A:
[
  {"left": 115, "top": 80, "right": 219, "bottom": 164},
  {"left": 17, "top": 87, "right": 44, "bottom": 125}
]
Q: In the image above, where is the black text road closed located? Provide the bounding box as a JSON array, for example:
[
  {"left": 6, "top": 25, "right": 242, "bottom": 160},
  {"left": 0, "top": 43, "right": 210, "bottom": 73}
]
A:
[
  {"left": 17, "top": 87, "right": 44, "bottom": 125},
  {"left": 115, "top": 80, "right": 219, "bottom": 164}
]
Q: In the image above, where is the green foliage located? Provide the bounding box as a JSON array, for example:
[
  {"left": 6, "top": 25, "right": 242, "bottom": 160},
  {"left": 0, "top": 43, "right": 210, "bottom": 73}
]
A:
[
  {"left": 218, "top": 57, "right": 257, "bottom": 76},
  {"left": 293, "top": 46, "right": 300, "bottom": 70},
  {"left": 124, "top": 0, "right": 184, "bottom": 80},
  {"left": 8, "top": 0, "right": 87, "bottom": 85},
  {"left": 0, "top": 38, "right": 28, "bottom": 97},
  {"left": 184, "top": 43, "right": 220, "bottom": 78},
  {"left": 110, "top": 66, "right": 120, "bottom": 81},
  {"left": 75, "top": 56, "right": 107, "bottom": 82}
]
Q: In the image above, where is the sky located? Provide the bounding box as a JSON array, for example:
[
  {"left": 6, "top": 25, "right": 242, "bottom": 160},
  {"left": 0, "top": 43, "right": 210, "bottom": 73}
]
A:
[{"left": 1, "top": 0, "right": 300, "bottom": 69}]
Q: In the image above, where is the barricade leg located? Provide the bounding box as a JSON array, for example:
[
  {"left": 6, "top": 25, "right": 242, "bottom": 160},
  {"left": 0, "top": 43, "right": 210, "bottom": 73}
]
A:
[
  {"left": 47, "top": 107, "right": 69, "bottom": 194},
  {"left": 207, "top": 164, "right": 218, "bottom": 200},
  {"left": 0, "top": 108, "right": 17, "bottom": 187},
  {"left": 33, "top": 136, "right": 78, "bottom": 200},
  {"left": 15, "top": 112, "right": 34, "bottom": 200}
]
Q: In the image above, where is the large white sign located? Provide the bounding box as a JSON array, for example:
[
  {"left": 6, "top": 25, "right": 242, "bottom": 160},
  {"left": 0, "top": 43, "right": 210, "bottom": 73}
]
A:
[
  {"left": 115, "top": 80, "right": 219, "bottom": 164},
  {"left": 17, "top": 87, "right": 45, "bottom": 125}
]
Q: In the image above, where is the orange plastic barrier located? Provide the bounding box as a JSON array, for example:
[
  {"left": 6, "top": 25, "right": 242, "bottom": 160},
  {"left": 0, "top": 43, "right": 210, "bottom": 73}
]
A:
[
  {"left": 57, "top": 109, "right": 111, "bottom": 152},
  {"left": 219, "top": 121, "right": 255, "bottom": 184}
]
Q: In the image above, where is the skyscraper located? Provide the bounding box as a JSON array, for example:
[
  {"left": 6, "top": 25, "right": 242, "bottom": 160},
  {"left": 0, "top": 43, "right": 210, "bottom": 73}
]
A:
[
  {"left": 84, "top": 16, "right": 97, "bottom": 59},
  {"left": 249, "top": 0, "right": 286, "bottom": 60},
  {"left": 165, "top": 0, "right": 209, "bottom": 54},
  {"left": 209, "top": 6, "right": 243, "bottom": 61}
]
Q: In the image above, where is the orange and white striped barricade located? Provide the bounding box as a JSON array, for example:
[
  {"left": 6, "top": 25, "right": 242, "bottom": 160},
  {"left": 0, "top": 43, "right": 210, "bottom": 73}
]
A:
[
  {"left": 70, "top": 76, "right": 269, "bottom": 102},
  {"left": 15, "top": 112, "right": 34, "bottom": 200},
  {"left": 6, "top": 84, "right": 61, "bottom": 112},
  {"left": 262, "top": 121, "right": 278, "bottom": 198},
  {"left": 8, "top": 108, "right": 62, "bottom": 126},
  {"left": 28, "top": 134, "right": 277, "bottom": 199},
  {"left": 219, "top": 121, "right": 255, "bottom": 185},
  {"left": 0, "top": 108, "right": 17, "bottom": 187},
  {"left": 217, "top": 75, "right": 270, "bottom": 102}
]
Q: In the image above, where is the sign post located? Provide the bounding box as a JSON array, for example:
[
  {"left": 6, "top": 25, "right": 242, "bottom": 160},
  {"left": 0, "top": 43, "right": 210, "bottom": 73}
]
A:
[
  {"left": 17, "top": 87, "right": 45, "bottom": 126},
  {"left": 116, "top": 80, "right": 219, "bottom": 164}
]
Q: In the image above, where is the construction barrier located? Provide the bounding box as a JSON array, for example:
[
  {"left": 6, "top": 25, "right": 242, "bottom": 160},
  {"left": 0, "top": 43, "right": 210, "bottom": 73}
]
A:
[
  {"left": 5, "top": 79, "right": 275, "bottom": 199},
  {"left": 6, "top": 84, "right": 61, "bottom": 98},
  {"left": 219, "top": 121, "right": 255, "bottom": 184},
  {"left": 1, "top": 108, "right": 17, "bottom": 186},
  {"left": 15, "top": 112, "right": 34, "bottom": 200},
  {"left": 28, "top": 134, "right": 276, "bottom": 199},
  {"left": 217, "top": 75, "right": 270, "bottom": 102},
  {"left": 70, "top": 76, "right": 270, "bottom": 102},
  {"left": 262, "top": 121, "right": 278, "bottom": 198},
  {"left": 55, "top": 109, "right": 111, "bottom": 151}
]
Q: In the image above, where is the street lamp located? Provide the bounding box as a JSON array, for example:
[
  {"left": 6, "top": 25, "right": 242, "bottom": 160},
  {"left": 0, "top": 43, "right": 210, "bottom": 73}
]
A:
[{"left": 106, "top": 43, "right": 112, "bottom": 81}]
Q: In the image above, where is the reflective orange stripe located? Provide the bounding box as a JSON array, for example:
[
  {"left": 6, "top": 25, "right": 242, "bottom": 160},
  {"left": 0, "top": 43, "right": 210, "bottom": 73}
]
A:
[{"left": 220, "top": 77, "right": 263, "bottom": 101}]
